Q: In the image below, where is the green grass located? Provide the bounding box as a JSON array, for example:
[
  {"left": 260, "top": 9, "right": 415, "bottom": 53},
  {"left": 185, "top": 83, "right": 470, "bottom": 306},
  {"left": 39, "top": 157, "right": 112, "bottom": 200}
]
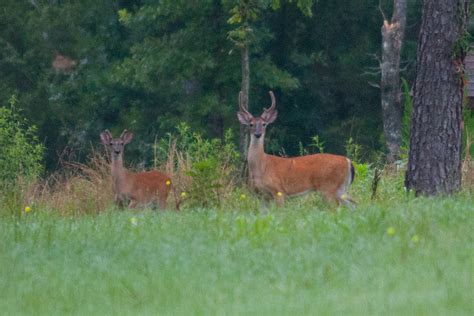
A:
[{"left": 1, "top": 193, "right": 473, "bottom": 315}]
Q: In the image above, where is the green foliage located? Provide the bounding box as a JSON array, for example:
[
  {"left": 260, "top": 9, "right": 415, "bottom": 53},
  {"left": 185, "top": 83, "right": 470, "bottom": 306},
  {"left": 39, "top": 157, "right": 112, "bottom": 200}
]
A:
[
  {"left": 463, "top": 106, "right": 474, "bottom": 156},
  {"left": 187, "top": 158, "right": 223, "bottom": 206},
  {"left": 117, "top": 8, "right": 131, "bottom": 25},
  {"left": 309, "top": 134, "right": 325, "bottom": 153},
  {"left": 0, "top": 0, "right": 422, "bottom": 170},
  {"left": 160, "top": 123, "right": 240, "bottom": 208},
  {"left": 345, "top": 137, "right": 362, "bottom": 162},
  {"left": 353, "top": 161, "right": 369, "bottom": 181},
  {"left": 299, "top": 134, "right": 325, "bottom": 155},
  {"left": 452, "top": 30, "right": 471, "bottom": 60},
  {"left": 0, "top": 96, "right": 44, "bottom": 184}
]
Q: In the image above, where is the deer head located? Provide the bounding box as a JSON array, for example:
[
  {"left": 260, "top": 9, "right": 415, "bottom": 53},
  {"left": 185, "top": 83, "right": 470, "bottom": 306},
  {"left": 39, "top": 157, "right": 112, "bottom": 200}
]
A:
[
  {"left": 100, "top": 129, "right": 134, "bottom": 160},
  {"left": 237, "top": 91, "right": 278, "bottom": 139}
]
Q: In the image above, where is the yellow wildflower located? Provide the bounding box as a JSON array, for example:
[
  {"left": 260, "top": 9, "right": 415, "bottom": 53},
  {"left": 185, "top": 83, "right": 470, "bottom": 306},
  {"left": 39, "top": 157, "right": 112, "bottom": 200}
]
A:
[
  {"left": 277, "top": 192, "right": 283, "bottom": 197},
  {"left": 24, "top": 206, "right": 31, "bottom": 213},
  {"left": 387, "top": 226, "right": 396, "bottom": 236},
  {"left": 165, "top": 180, "right": 171, "bottom": 186},
  {"left": 240, "top": 194, "right": 246, "bottom": 200},
  {"left": 180, "top": 192, "right": 187, "bottom": 198},
  {"left": 130, "top": 217, "right": 138, "bottom": 226}
]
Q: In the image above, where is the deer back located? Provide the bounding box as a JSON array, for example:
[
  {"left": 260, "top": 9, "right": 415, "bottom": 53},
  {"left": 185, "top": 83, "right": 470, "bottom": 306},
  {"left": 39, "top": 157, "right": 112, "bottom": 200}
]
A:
[
  {"left": 250, "top": 153, "right": 351, "bottom": 197},
  {"left": 126, "top": 170, "right": 171, "bottom": 203}
]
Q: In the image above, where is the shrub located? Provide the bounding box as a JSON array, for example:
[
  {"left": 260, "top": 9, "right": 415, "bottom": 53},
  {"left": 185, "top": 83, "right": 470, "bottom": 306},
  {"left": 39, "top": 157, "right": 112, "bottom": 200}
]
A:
[
  {"left": 0, "top": 96, "right": 44, "bottom": 184},
  {"left": 156, "top": 123, "right": 240, "bottom": 208},
  {"left": 0, "top": 96, "right": 44, "bottom": 216}
]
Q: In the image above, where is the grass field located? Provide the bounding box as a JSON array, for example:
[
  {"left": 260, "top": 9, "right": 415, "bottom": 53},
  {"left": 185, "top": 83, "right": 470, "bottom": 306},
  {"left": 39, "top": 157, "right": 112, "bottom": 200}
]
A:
[{"left": 1, "top": 192, "right": 473, "bottom": 315}]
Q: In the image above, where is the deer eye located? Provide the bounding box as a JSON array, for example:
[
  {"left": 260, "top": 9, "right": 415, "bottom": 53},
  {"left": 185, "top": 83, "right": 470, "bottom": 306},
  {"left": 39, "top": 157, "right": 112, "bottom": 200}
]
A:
[
  {"left": 262, "top": 123, "right": 267, "bottom": 127},
  {"left": 249, "top": 123, "right": 254, "bottom": 127},
  {"left": 109, "top": 142, "right": 113, "bottom": 146}
]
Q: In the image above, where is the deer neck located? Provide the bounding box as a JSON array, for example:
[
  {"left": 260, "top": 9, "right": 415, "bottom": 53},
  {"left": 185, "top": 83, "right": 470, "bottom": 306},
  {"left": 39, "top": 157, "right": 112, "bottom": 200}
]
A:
[
  {"left": 247, "top": 135, "right": 267, "bottom": 177},
  {"left": 110, "top": 155, "right": 129, "bottom": 192}
]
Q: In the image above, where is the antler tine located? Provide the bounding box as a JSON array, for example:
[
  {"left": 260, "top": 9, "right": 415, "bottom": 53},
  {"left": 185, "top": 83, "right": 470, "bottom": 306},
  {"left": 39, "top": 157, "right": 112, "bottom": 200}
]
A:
[
  {"left": 264, "top": 90, "right": 276, "bottom": 113},
  {"left": 238, "top": 91, "right": 251, "bottom": 115}
]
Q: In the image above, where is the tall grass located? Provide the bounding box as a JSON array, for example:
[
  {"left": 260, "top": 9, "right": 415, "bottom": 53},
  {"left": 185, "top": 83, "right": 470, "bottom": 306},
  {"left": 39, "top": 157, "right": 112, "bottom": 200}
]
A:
[
  {"left": 0, "top": 194, "right": 472, "bottom": 315},
  {"left": 1, "top": 125, "right": 472, "bottom": 216}
]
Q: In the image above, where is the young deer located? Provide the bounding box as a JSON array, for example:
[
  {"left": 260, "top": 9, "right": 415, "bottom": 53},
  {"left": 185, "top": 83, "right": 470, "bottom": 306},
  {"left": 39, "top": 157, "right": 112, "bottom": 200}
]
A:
[
  {"left": 237, "top": 91, "right": 355, "bottom": 207},
  {"left": 100, "top": 129, "right": 177, "bottom": 210}
]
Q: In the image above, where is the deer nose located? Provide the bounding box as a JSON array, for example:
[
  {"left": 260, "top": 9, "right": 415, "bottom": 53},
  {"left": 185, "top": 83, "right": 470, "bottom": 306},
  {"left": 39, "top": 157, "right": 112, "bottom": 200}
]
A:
[{"left": 254, "top": 133, "right": 262, "bottom": 138}]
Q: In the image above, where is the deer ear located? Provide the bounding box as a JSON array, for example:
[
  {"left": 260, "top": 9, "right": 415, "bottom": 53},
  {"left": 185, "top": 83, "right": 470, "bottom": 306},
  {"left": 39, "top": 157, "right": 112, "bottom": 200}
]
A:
[
  {"left": 120, "top": 130, "right": 134, "bottom": 144},
  {"left": 261, "top": 109, "right": 278, "bottom": 124},
  {"left": 100, "top": 130, "right": 112, "bottom": 145},
  {"left": 237, "top": 111, "right": 253, "bottom": 125}
]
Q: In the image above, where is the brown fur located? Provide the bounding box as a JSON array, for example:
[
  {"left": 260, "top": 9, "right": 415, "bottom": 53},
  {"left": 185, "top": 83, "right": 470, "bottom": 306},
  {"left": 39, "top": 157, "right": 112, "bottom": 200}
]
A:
[
  {"left": 238, "top": 91, "right": 355, "bottom": 207},
  {"left": 101, "top": 129, "right": 174, "bottom": 210},
  {"left": 113, "top": 169, "right": 171, "bottom": 209}
]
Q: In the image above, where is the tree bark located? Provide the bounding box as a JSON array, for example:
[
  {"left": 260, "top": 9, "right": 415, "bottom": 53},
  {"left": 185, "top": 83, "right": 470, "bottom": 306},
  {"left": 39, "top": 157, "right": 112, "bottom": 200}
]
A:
[
  {"left": 239, "top": 44, "right": 250, "bottom": 158},
  {"left": 405, "top": 0, "right": 469, "bottom": 196},
  {"left": 380, "top": 0, "right": 406, "bottom": 163}
]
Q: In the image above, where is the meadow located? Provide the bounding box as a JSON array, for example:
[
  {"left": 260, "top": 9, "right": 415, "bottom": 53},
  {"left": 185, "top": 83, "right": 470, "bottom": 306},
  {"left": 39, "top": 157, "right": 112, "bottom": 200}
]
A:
[
  {"left": 1, "top": 176, "right": 473, "bottom": 315},
  {"left": 1, "top": 118, "right": 473, "bottom": 315}
]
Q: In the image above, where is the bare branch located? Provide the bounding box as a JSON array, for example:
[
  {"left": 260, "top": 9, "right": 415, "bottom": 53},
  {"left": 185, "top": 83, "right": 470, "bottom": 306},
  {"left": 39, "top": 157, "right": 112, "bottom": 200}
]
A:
[
  {"left": 363, "top": 70, "right": 382, "bottom": 77},
  {"left": 379, "top": 0, "right": 388, "bottom": 22},
  {"left": 368, "top": 81, "right": 381, "bottom": 89}
]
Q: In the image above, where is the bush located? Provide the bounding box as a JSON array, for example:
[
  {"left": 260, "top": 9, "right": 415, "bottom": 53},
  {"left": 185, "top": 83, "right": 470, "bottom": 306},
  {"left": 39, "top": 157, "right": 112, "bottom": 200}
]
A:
[
  {"left": 0, "top": 96, "right": 44, "bottom": 184},
  {"left": 156, "top": 123, "right": 240, "bottom": 208}
]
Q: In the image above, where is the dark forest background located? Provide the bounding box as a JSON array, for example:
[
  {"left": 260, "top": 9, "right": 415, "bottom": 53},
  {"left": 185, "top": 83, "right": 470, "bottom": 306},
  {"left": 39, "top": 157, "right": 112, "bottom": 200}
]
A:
[{"left": 1, "top": 0, "right": 424, "bottom": 170}]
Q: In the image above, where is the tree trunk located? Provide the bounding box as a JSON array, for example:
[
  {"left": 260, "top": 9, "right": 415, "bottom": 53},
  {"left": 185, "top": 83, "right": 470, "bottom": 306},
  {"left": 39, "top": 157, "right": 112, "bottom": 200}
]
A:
[
  {"left": 405, "top": 0, "right": 469, "bottom": 196},
  {"left": 239, "top": 44, "right": 250, "bottom": 158},
  {"left": 380, "top": 0, "right": 406, "bottom": 163}
]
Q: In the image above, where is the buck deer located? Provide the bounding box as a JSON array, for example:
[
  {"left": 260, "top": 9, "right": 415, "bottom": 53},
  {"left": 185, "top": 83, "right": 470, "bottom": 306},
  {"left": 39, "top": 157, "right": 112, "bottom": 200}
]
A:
[
  {"left": 237, "top": 91, "right": 356, "bottom": 207},
  {"left": 100, "top": 129, "right": 178, "bottom": 210}
]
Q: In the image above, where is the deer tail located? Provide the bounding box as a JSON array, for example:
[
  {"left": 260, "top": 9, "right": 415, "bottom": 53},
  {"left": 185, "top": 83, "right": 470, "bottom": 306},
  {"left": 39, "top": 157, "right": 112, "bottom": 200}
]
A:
[{"left": 350, "top": 161, "right": 355, "bottom": 184}]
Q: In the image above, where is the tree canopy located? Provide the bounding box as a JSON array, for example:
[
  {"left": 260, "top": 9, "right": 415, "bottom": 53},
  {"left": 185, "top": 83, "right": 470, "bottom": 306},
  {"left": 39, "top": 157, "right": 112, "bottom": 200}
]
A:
[{"left": 0, "top": 0, "right": 423, "bottom": 170}]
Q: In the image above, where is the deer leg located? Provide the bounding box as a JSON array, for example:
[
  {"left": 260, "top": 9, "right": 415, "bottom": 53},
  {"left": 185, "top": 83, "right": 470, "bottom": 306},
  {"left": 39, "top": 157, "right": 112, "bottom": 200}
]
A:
[
  {"left": 157, "top": 187, "right": 171, "bottom": 211},
  {"left": 114, "top": 194, "right": 125, "bottom": 208},
  {"left": 320, "top": 190, "right": 339, "bottom": 207},
  {"left": 158, "top": 196, "right": 167, "bottom": 210},
  {"left": 337, "top": 193, "right": 357, "bottom": 209},
  {"left": 336, "top": 175, "right": 357, "bottom": 208},
  {"left": 273, "top": 191, "right": 285, "bottom": 208},
  {"left": 128, "top": 199, "right": 138, "bottom": 209}
]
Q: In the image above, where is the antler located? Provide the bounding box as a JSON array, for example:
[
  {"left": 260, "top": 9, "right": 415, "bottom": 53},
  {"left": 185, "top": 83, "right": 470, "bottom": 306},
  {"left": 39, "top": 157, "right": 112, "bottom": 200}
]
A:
[
  {"left": 238, "top": 91, "right": 251, "bottom": 116},
  {"left": 263, "top": 91, "right": 276, "bottom": 114}
]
